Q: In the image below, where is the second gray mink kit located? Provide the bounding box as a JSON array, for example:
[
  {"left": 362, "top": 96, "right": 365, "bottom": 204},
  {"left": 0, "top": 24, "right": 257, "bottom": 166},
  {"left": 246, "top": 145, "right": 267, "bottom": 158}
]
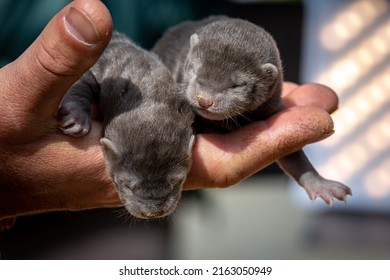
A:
[{"left": 153, "top": 16, "right": 352, "bottom": 205}]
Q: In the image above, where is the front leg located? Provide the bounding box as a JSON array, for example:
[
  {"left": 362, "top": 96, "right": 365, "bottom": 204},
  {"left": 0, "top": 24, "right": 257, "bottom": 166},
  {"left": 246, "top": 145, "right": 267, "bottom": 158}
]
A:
[
  {"left": 57, "top": 73, "right": 97, "bottom": 137},
  {"left": 277, "top": 149, "right": 352, "bottom": 206}
]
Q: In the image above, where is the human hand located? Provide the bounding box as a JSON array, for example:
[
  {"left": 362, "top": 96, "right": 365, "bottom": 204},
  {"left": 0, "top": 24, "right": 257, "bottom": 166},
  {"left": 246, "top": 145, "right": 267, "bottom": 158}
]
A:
[
  {"left": 0, "top": 0, "right": 339, "bottom": 219},
  {"left": 0, "top": 0, "right": 119, "bottom": 219},
  {"left": 183, "top": 82, "right": 338, "bottom": 189}
]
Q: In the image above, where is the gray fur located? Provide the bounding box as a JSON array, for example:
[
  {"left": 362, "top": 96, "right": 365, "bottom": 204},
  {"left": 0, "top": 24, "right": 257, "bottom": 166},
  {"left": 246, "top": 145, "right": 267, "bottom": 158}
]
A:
[
  {"left": 153, "top": 16, "right": 282, "bottom": 129},
  {"left": 58, "top": 32, "right": 195, "bottom": 219},
  {"left": 153, "top": 17, "right": 351, "bottom": 205}
]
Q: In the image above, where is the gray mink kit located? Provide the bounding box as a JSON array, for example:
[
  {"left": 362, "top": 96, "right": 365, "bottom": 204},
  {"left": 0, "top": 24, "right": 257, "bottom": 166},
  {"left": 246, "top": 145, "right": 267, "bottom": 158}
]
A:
[
  {"left": 58, "top": 32, "right": 195, "bottom": 219},
  {"left": 153, "top": 16, "right": 352, "bottom": 205}
]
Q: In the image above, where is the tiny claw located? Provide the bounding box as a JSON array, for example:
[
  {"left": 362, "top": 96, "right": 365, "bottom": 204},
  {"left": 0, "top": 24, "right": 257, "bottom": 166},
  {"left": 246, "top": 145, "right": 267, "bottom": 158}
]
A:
[
  {"left": 60, "top": 118, "right": 74, "bottom": 128},
  {"left": 320, "top": 192, "right": 334, "bottom": 206},
  {"left": 300, "top": 175, "right": 352, "bottom": 207}
]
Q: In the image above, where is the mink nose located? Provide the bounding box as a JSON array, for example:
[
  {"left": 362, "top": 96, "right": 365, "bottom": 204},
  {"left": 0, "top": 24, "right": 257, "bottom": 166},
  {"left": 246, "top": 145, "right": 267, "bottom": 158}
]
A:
[
  {"left": 196, "top": 94, "right": 214, "bottom": 109},
  {"left": 141, "top": 210, "right": 166, "bottom": 219}
]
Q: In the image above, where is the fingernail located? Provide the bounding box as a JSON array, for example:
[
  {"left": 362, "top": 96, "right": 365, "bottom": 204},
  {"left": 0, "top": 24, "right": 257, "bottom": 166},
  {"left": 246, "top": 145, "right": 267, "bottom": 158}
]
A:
[
  {"left": 317, "top": 130, "right": 335, "bottom": 141},
  {"left": 323, "top": 130, "right": 335, "bottom": 137},
  {"left": 65, "top": 6, "right": 100, "bottom": 45}
]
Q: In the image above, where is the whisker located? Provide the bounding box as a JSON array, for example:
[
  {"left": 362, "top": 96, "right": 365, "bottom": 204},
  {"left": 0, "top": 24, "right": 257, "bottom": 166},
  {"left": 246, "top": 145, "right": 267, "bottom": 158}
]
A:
[
  {"left": 231, "top": 104, "right": 252, "bottom": 124},
  {"left": 222, "top": 109, "right": 240, "bottom": 130},
  {"left": 230, "top": 115, "right": 241, "bottom": 129},
  {"left": 112, "top": 206, "right": 133, "bottom": 225}
]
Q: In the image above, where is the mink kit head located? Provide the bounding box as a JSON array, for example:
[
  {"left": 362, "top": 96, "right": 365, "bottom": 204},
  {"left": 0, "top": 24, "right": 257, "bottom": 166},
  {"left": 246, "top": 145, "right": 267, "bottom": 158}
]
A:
[
  {"left": 182, "top": 19, "right": 282, "bottom": 121},
  {"left": 101, "top": 98, "right": 195, "bottom": 219}
]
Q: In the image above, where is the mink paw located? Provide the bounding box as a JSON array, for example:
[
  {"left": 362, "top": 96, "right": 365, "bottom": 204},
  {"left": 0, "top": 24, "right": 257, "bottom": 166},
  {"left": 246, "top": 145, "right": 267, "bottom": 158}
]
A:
[
  {"left": 57, "top": 102, "right": 91, "bottom": 137},
  {"left": 300, "top": 173, "right": 352, "bottom": 206}
]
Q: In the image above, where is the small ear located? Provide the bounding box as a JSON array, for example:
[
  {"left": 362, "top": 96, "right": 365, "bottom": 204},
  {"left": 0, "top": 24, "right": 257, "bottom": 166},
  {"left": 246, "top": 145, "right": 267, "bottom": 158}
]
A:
[
  {"left": 261, "top": 63, "right": 278, "bottom": 82},
  {"left": 100, "top": 137, "right": 120, "bottom": 158},
  {"left": 190, "top": 33, "right": 200, "bottom": 49}
]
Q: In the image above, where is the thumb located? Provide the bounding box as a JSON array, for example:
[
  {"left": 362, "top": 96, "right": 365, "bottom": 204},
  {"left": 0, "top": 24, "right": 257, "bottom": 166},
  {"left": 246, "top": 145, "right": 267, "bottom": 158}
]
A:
[{"left": 0, "top": 0, "right": 112, "bottom": 128}]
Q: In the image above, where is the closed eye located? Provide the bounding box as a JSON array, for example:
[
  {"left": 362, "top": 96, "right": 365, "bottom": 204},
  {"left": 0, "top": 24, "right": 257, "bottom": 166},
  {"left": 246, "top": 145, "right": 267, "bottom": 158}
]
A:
[{"left": 231, "top": 82, "right": 247, "bottom": 89}]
